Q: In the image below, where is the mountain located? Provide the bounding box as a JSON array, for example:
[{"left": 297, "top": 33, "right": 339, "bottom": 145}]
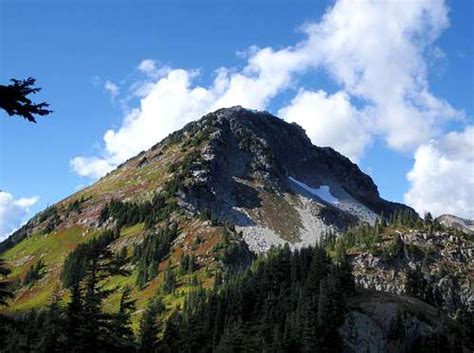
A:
[
  {"left": 0, "top": 107, "right": 472, "bottom": 352},
  {"left": 437, "top": 214, "right": 474, "bottom": 235},
  {"left": 2, "top": 106, "right": 412, "bottom": 255}
]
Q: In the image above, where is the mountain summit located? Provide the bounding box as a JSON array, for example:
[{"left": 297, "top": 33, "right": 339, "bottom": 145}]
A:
[
  {"left": 3, "top": 106, "right": 413, "bottom": 254},
  {"left": 158, "top": 106, "right": 413, "bottom": 251}
]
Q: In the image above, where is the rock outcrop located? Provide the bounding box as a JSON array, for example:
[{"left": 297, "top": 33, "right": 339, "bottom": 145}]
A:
[
  {"left": 437, "top": 214, "right": 474, "bottom": 235},
  {"left": 349, "top": 228, "right": 474, "bottom": 314}
]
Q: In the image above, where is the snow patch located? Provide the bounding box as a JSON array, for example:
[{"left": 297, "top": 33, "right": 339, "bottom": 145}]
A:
[{"left": 288, "top": 177, "right": 339, "bottom": 204}]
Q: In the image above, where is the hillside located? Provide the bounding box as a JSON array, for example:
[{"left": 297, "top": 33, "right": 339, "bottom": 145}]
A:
[
  {"left": 0, "top": 107, "right": 472, "bottom": 352},
  {"left": 0, "top": 107, "right": 416, "bottom": 312},
  {"left": 1, "top": 106, "right": 413, "bottom": 252}
]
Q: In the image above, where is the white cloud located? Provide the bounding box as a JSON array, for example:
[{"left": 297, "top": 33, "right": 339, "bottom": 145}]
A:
[
  {"left": 73, "top": 0, "right": 463, "bottom": 182},
  {"left": 138, "top": 59, "right": 158, "bottom": 75},
  {"left": 104, "top": 80, "right": 119, "bottom": 98},
  {"left": 70, "top": 156, "right": 115, "bottom": 179},
  {"left": 102, "top": 69, "right": 215, "bottom": 165},
  {"left": 73, "top": 51, "right": 310, "bottom": 174},
  {"left": 404, "top": 126, "right": 474, "bottom": 219},
  {"left": 300, "top": 0, "right": 463, "bottom": 151},
  {"left": 137, "top": 59, "right": 171, "bottom": 79},
  {"left": 278, "top": 90, "right": 370, "bottom": 162},
  {"left": 0, "top": 191, "right": 39, "bottom": 240}
]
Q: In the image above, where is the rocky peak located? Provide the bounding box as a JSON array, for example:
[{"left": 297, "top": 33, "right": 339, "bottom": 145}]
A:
[{"left": 162, "top": 107, "right": 416, "bottom": 252}]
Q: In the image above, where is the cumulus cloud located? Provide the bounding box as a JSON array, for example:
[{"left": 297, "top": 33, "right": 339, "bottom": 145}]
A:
[
  {"left": 73, "top": 0, "right": 463, "bottom": 187},
  {"left": 102, "top": 69, "right": 215, "bottom": 164},
  {"left": 299, "top": 0, "right": 462, "bottom": 151},
  {"left": 74, "top": 51, "right": 309, "bottom": 172},
  {"left": 404, "top": 126, "right": 474, "bottom": 219},
  {"left": 0, "top": 191, "right": 39, "bottom": 240},
  {"left": 278, "top": 90, "right": 370, "bottom": 162},
  {"left": 70, "top": 156, "right": 115, "bottom": 179}
]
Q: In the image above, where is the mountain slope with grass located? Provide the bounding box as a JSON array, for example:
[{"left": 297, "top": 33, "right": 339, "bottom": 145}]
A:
[
  {"left": 0, "top": 106, "right": 416, "bottom": 314},
  {"left": 0, "top": 107, "right": 472, "bottom": 352}
]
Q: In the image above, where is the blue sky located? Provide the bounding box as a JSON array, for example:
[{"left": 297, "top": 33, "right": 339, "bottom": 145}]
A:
[{"left": 1, "top": 0, "right": 473, "bottom": 238}]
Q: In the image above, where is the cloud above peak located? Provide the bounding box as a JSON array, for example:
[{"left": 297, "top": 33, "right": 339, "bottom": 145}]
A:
[
  {"left": 296, "top": 0, "right": 462, "bottom": 151},
  {"left": 71, "top": 0, "right": 470, "bottom": 217},
  {"left": 279, "top": 90, "right": 370, "bottom": 162}
]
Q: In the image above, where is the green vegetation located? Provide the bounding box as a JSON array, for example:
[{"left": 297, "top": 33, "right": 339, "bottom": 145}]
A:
[
  {"left": 65, "top": 196, "right": 88, "bottom": 216},
  {"left": 38, "top": 205, "right": 61, "bottom": 234},
  {"left": 1, "top": 167, "right": 472, "bottom": 353},
  {"left": 99, "top": 194, "right": 178, "bottom": 229},
  {"left": 23, "top": 259, "right": 45, "bottom": 286},
  {"left": 0, "top": 259, "right": 13, "bottom": 306},
  {"left": 2, "top": 226, "right": 94, "bottom": 280},
  {"left": 165, "top": 150, "right": 204, "bottom": 195},
  {"left": 405, "top": 267, "right": 439, "bottom": 306},
  {"left": 1, "top": 229, "right": 134, "bottom": 352},
  {"left": 0, "top": 244, "right": 355, "bottom": 353},
  {"left": 179, "top": 254, "right": 197, "bottom": 274},
  {"left": 138, "top": 297, "right": 165, "bottom": 352},
  {"left": 60, "top": 230, "right": 119, "bottom": 288},
  {"left": 159, "top": 244, "right": 354, "bottom": 352},
  {"left": 161, "top": 264, "right": 176, "bottom": 295},
  {"left": 326, "top": 222, "right": 383, "bottom": 261},
  {"left": 133, "top": 224, "right": 179, "bottom": 288},
  {"left": 37, "top": 205, "right": 58, "bottom": 223},
  {"left": 326, "top": 209, "right": 449, "bottom": 263}
]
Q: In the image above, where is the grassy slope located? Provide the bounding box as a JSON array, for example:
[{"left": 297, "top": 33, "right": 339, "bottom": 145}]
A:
[
  {"left": 0, "top": 136, "right": 193, "bottom": 310},
  {"left": 2, "top": 226, "right": 98, "bottom": 311},
  {"left": 1, "top": 213, "right": 229, "bottom": 333},
  {"left": 1, "top": 127, "right": 251, "bottom": 323}
]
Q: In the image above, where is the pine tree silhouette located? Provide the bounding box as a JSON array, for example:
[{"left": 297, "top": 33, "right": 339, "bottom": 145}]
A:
[{"left": 0, "top": 77, "right": 52, "bottom": 122}]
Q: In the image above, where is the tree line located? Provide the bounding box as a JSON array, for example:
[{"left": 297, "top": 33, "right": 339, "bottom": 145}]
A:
[{"left": 0, "top": 243, "right": 355, "bottom": 353}]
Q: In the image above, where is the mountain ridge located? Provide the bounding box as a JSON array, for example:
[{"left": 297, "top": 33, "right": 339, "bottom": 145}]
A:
[{"left": 1, "top": 106, "right": 414, "bottom": 254}]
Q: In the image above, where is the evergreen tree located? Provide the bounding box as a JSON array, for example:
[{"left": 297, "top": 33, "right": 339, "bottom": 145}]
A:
[
  {"left": 0, "top": 77, "right": 52, "bottom": 122},
  {"left": 38, "top": 293, "right": 66, "bottom": 353},
  {"left": 64, "top": 239, "right": 130, "bottom": 353},
  {"left": 162, "top": 310, "right": 182, "bottom": 353},
  {"left": 138, "top": 297, "right": 165, "bottom": 353},
  {"left": 23, "top": 259, "right": 45, "bottom": 286},
  {"left": 80, "top": 246, "right": 119, "bottom": 352},
  {"left": 157, "top": 245, "right": 352, "bottom": 353},
  {"left": 0, "top": 258, "right": 13, "bottom": 306},
  {"left": 406, "top": 267, "right": 435, "bottom": 305},
  {"left": 110, "top": 287, "right": 137, "bottom": 352},
  {"left": 162, "top": 264, "right": 176, "bottom": 294},
  {"left": 65, "top": 283, "right": 84, "bottom": 352}
]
